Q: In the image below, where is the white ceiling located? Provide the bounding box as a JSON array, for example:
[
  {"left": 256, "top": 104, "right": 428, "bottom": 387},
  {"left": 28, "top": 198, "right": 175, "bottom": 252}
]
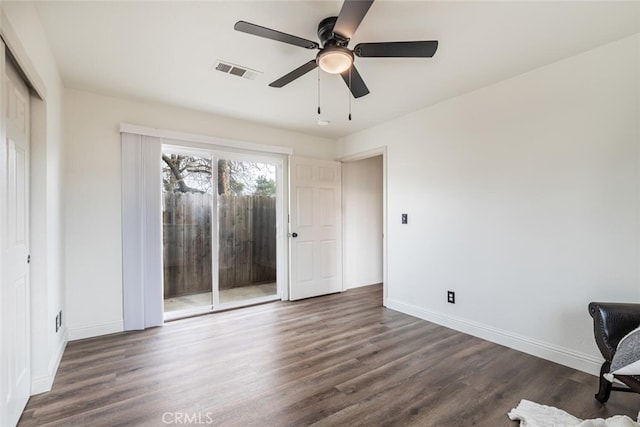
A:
[{"left": 34, "top": 1, "right": 640, "bottom": 139}]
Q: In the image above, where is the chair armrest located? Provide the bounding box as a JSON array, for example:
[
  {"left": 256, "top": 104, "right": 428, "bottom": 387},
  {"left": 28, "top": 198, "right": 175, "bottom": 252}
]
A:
[{"left": 589, "top": 302, "right": 640, "bottom": 361}]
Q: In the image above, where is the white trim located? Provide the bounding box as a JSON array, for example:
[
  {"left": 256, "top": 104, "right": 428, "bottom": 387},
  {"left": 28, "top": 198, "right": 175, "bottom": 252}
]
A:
[
  {"left": 68, "top": 321, "right": 124, "bottom": 341},
  {"left": 0, "top": 9, "right": 46, "bottom": 100},
  {"left": 340, "top": 146, "right": 386, "bottom": 163},
  {"left": 386, "top": 298, "right": 603, "bottom": 376},
  {"left": 120, "top": 123, "right": 293, "bottom": 155},
  {"left": 31, "top": 375, "right": 52, "bottom": 396},
  {"left": 276, "top": 160, "right": 288, "bottom": 301},
  {"left": 30, "top": 329, "right": 67, "bottom": 395}
]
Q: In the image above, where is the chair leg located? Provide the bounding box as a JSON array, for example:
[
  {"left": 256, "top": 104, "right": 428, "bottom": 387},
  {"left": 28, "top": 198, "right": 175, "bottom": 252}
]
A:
[{"left": 595, "top": 361, "right": 612, "bottom": 403}]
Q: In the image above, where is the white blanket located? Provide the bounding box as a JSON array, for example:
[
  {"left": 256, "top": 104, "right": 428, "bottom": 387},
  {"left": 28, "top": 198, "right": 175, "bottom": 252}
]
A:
[{"left": 508, "top": 399, "right": 640, "bottom": 427}]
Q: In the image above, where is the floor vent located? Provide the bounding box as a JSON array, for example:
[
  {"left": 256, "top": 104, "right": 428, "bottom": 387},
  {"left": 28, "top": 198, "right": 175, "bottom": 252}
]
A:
[{"left": 214, "top": 60, "right": 261, "bottom": 81}]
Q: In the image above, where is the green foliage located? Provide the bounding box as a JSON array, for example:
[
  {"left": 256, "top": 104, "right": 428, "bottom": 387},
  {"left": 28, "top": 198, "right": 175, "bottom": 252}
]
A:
[
  {"left": 231, "top": 181, "right": 245, "bottom": 195},
  {"left": 253, "top": 175, "right": 276, "bottom": 197}
]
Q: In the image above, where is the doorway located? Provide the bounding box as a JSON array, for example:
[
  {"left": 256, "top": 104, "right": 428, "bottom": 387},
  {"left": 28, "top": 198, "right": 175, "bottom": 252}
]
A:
[
  {"left": 342, "top": 154, "right": 384, "bottom": 298},
  {"left": 161, "top": 146, "right": 281, "bottom": 316}
]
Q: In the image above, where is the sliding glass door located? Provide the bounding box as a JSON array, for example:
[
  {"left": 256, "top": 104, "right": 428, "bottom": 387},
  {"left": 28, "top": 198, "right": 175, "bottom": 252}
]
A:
[
  {"left": 217, "top": 158, "right": 278, "bottom": 305},
  {"left": 162, "top": 149, "right": 214, "bottom": 313},
  {"left": 162, "top": 147, "right": 281, "bottom": 316}
]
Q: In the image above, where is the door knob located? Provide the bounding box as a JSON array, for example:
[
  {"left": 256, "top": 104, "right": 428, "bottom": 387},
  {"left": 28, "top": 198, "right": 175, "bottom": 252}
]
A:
[{"left": 291, "top": 232, "right": 298, "bottom": 238}]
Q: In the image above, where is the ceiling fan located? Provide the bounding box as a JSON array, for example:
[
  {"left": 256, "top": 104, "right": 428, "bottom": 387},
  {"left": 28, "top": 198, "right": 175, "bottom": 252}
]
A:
[{"left": 234, "top": 0, "right": 438, "bottom": 99}]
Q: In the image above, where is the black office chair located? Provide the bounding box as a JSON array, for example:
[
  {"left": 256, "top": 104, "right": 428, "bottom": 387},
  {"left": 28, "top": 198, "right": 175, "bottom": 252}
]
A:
[{"left": 588, "top": 302, "right": 640, "bottom": 403}]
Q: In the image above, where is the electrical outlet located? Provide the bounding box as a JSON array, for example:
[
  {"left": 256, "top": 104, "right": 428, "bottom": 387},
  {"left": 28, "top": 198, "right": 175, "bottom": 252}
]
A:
[
  {"left": 55, "top": 310, "right": 62, "bottom": 333},
  {"left": 447, "top": 291, "right": 455, "bottom": 304}
]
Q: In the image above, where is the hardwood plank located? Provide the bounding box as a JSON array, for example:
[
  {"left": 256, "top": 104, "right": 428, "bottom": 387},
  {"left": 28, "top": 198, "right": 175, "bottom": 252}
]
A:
[{"left": 18, "top": 285, "right": 640, "bottom": 426}]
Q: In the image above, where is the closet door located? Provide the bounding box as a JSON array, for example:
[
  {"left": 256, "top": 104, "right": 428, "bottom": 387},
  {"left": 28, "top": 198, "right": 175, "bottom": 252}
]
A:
[{"left": 1, "top": 55, "right": 31, "bottom": 427}]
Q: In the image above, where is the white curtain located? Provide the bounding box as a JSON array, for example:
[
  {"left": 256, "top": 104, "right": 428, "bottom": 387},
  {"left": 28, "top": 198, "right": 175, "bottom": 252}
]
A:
[{"left": 121, "top": 132, "right": 163, "bottom": 330}]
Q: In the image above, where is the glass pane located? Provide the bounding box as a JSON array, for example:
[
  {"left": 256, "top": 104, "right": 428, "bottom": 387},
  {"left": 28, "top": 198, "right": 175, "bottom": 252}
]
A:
[
  {"left": 218, "top": 159, "right": 277, "bottom": 304},
  {"left": 162, "top": 151, "right": 213, "bottom": 313}
]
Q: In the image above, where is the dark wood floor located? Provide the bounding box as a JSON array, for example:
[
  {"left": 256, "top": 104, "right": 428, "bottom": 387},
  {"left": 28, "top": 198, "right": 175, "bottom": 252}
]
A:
[{"left": 19, "top": 284, "right": 639, "bottom": 426}]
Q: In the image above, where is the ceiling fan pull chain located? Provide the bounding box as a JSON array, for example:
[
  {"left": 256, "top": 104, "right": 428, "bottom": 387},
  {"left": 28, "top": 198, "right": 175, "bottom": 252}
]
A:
[
  {"left": 317, "top": 67, "right": 321, "bottom": 115},
  {"left": 348, "top": 68, "right": 352, "bottom": 121}
]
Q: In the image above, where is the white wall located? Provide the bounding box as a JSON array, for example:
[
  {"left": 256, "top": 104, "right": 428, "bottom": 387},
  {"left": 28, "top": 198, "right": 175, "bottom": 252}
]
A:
[
  {"left": 340, "top": 34, "right": 640, "bottom": 375},
  {"left": 63, "top": 88, "right": 338, "bottom": 340},
  {"left": 343, "top": 156, "right": 383, "bottom": 289},
  {"left": 1, "top": 1, "right": 66, "bottom": 393}
]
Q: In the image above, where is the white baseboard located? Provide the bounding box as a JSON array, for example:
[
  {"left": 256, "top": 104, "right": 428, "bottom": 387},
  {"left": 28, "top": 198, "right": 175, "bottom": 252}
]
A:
[
  {"left": 31, "top": 328, "right": 68, "bottom": 395},
  {"left": 346, "top": 281, "right": 382, "bottom": 290},
  {"left": 386, "top": 298, "right": 603, "bottom": 376},
  {"left": 68, "top": 320, "right": 124, "bottom": 341}
]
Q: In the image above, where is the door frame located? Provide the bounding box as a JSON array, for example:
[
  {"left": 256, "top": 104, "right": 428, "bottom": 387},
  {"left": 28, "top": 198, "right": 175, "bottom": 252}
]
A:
[
  {"left": 340, "top": 146, "right": 388, "bottom": 306},
  {"left": 0, "top": 39, "right": 7, "bottom": 427},
  {"left": 1, "top": 9, "right": 65, "bottom": 397}
]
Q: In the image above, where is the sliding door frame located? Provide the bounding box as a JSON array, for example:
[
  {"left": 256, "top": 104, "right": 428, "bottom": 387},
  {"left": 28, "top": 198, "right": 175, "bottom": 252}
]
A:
[{"left": 161, "top": 139, "right": 288, "bottom": 319}]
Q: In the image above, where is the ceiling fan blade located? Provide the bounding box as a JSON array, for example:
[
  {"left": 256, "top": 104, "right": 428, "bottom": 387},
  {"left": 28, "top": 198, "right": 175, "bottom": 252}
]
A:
[
  {"left": 340, "top": 65, "right": 370, "bottom": 98},
  {"left": 234, "top": 21, "right": 319, "bottom": 50},
  {"left": 269, "top": 60, "right": 318, "bottom": 88},
  {"left": 354, "top": 41, "right": 438, "bottom": 58},
  {"left": 333, "top": 0, "right": 374, "bottom": 40}
]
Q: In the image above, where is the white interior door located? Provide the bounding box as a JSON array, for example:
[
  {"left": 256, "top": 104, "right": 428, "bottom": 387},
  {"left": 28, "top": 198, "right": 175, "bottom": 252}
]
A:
[
  {"left": 1, "top": 57, "right": 31, "bottom": 426},
  {"left": 289, "top": 156, "right": 342, "bottom": 300}
]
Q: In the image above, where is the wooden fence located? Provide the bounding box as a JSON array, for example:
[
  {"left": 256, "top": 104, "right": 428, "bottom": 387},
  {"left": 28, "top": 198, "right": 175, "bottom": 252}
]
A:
[{"left": 163, "top": 192, "right": 276, "bottom": 298}]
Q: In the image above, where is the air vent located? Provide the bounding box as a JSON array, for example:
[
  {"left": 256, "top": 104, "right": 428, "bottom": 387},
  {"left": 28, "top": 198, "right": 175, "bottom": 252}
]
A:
[
  {"left": 213, "top": 60, "right": 262, "bottom": 81},
  {"left": 215, "top": 62, "right": 232, "bottom": 73},
  {"left": 229, "top": 66, "right": 246, "bottom": 77}
]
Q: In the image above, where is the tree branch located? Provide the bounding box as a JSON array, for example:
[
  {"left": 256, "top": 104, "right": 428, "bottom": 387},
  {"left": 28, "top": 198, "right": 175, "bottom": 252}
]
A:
[{"left": 162, "top": 154, "right": 196, "bottom": 193}]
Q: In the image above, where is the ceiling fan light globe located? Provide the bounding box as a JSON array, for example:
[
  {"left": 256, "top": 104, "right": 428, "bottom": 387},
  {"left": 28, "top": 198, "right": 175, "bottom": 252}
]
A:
[{"left": 317, "top": 48, "right": 353, "bottom": 74}]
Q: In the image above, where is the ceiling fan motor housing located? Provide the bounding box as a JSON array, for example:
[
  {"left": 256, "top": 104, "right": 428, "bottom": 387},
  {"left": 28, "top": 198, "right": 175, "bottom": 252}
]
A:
[{"left": 318, "top": 16, "right": 349, "bottom": 47}]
